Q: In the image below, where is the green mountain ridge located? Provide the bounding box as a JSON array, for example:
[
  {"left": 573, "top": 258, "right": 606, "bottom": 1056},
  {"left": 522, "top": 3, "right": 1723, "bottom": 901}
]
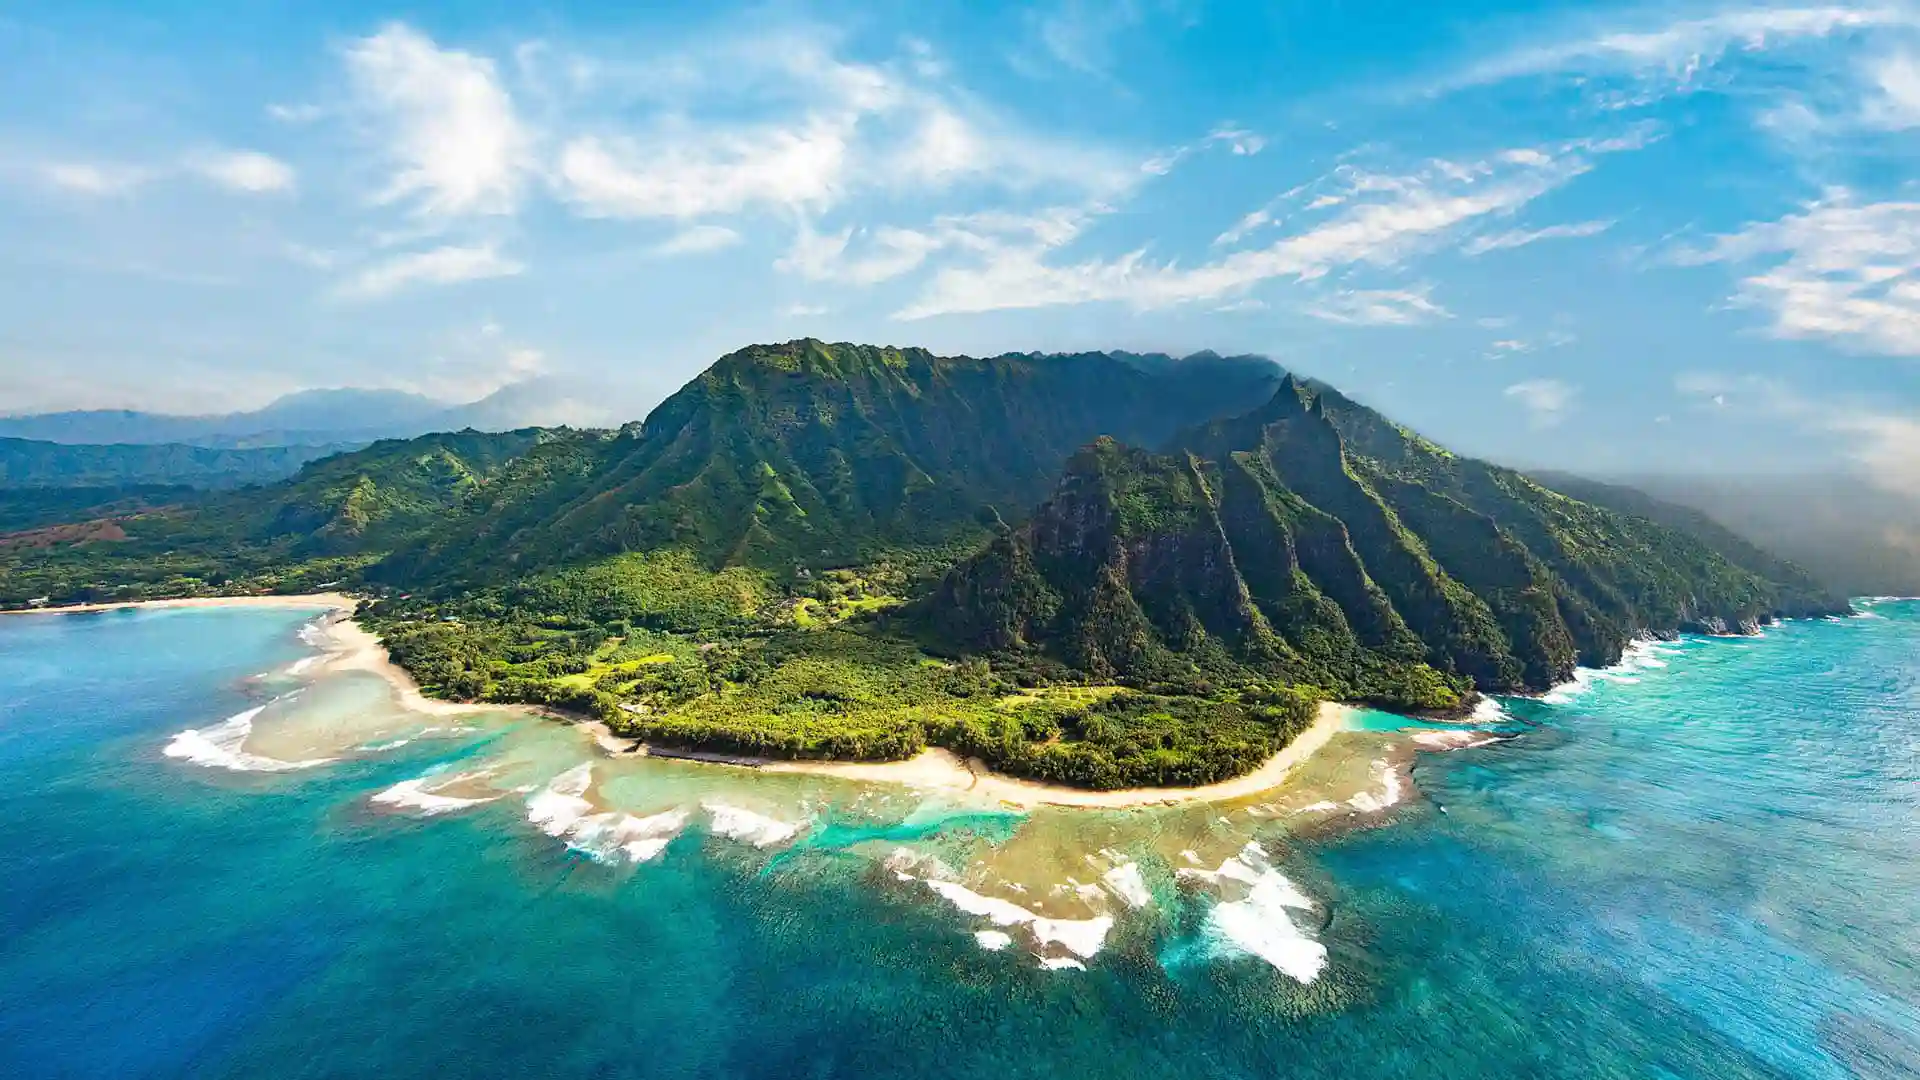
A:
[
  {"left": 371, "top": 340, "right": 1284, "bottom": 587},
  {"left": 0, "top": 341, "right": 1851, "bottom": 788},
  {"left": 928, "top": 374, "right": 1846, "bottom": 701}
]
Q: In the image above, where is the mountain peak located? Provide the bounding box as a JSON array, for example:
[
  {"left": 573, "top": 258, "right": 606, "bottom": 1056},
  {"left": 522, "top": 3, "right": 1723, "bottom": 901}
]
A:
[{"left": 700, "top": 340, "right": 938, "bottom": 388}]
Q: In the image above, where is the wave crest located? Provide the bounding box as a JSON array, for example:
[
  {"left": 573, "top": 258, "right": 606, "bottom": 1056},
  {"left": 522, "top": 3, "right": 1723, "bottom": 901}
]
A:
[{"left": 163, "top": 704, "right": 334, "bottom": 773}]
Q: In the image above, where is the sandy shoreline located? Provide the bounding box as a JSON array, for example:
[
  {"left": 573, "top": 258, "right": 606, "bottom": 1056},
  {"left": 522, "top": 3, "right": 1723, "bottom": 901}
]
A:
[
  {"left": 582, "top": 703, "right": 1355, "bottom": 810},
  {"left": 16, "top": 590, "right": 1357, "bottom": 809},
  {"left": 6, "top": 591, "right": 506, "bottom": 719},
  {"left": 2, "top": 592, "right": 358, "bottom": 616},
  {"left": 314, "top": 612, "right": 508, "bottom": 718},
  {"left": 772, "top": 703, "right": 1354, "bottom": 808}
]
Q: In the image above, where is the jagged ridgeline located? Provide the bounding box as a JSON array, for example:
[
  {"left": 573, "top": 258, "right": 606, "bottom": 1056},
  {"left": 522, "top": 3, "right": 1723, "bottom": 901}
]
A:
[
  {"left": 928, "top": 375, "right": 1845, "bottom": 701},
  {"left": 1, "top": 339, "right": 1844, "bottom": 724},
  {"left": 375, "top": 340, "right": 1283, "bottom": 585}
]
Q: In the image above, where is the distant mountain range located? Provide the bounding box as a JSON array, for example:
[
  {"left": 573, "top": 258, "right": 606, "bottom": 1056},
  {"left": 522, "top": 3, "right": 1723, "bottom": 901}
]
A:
[
  {"left": 0, "top": 437, "right": 348, "bottom": 490},
  {"left": 0, "top": 378, "right": 615, "bottom": 450}
]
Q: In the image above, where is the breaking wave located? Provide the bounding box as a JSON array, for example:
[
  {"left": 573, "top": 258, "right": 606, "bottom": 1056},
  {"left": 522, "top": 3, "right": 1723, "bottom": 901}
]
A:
[
  {"left": 523, "top": 764, "right": 689, "bottom": 864},
  {"left": 1541, "top": 637, "right": 1685, "bottom": 704},
  {"left": 163, "top": 702, "right": 334, "bottom": 773},
  {"left": 371, "top": 768, "right": 500, "bottom": 816},
  {"left": 1178, "top": 842, "right": 1327, "bottom": 984},
  {"left": 1346, "top": 759, "right": 1405, "bottom": 812},
  {"left": 703, "top": 803, "right": 803, "bottom": 847}
]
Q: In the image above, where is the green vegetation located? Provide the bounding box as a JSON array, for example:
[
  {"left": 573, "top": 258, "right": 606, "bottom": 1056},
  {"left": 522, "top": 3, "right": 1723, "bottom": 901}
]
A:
[
  {"left": 0, "top": 436, "right": 347, "bottom": 489},
  {"left": 0, "top": 485, "right": 199, "bottom": 533},
  {"left": 0, "top": 340, "right": 1849, "bottom": 789}
]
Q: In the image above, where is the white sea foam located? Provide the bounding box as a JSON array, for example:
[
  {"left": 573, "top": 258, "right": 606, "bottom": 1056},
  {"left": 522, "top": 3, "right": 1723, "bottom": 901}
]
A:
[
  {"left": 1412, "top": 730, "right": 1505, "bottom": 752},
  {"left": 1180, "top": 842, "right": 1326, "bottom": 984},
  {"left": 163, "top": 704, "right": 335, "bottom": 773},
  {"left": 1856, "top": 596, "right": 1916, "bottom": 610},
  {"left": 1468, "top": 695, "right": 1512, "bottom": 725},
  {"left": 567, "top": 809, "right": 689, "bottom": 864},
  {"left": 1541, "top": 636, "right": 1684, "bottom": 703},
  {"left": 1294, "top": 800, "right": 1340, "bottom": 814},
  {"left": 1346, "top": 759, "right": 1405, "bottom": 812},
  {"left": 1069, "top": 880, "right": 1106, "bottom": 904},
  {"left": 526, "top": 763, "right": 596, "bottom": 837},
  {"left": 524, "top": 765, "right": 688, "bottom": 863},
  {"left": 1176, "top": 843, "right": 1268, "bottom": 889},
  {"left": 703, "top": 803, "right": 802, "bottom": 847},
  {"left": 1207, "top": 880, "right": 1327, "bottom": 984},
  {"left": 921, "top": 879, "right": 1114, "bottom": 959},
  {"left": 360, "top": 738, "right": 412, "bottom": 752},
  {"left": 371, "top": 770, "right": 499, "bottom": 816},
  {"left": 885, "top": 847, "right": 956, "bottom": 883},
  {"left": 1101, "top": 862, "right": 1153, "bottom": 909},
  {"left": 285, "top": 655, "right": 319, "bottom": 676},
  {"left": 974, "top": 930, "right": 1013, "bottom": 951},
  {"left": 1038, "top": 957, "right": 1086, "bottom": 971}
]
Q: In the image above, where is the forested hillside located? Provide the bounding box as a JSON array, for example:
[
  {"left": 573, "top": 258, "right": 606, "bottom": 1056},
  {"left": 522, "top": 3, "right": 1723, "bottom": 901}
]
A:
[
  {"left": 374, "top": 340, "right": 1282, "bottom": 586},
  {"left": 0, "top": 341, "right": 1847, "bottom": 789},
  {"left": 0, "top": 437, "right": 344, "bottom": 489},
  {"left": 930, "top": 376, "right": 1841, "bottom": 711}
]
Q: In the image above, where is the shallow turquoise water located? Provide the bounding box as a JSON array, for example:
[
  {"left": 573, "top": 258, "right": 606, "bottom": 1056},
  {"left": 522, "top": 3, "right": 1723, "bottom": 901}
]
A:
[{"left": 1, "top": 602, "right": 1916, "bottom": 1078}]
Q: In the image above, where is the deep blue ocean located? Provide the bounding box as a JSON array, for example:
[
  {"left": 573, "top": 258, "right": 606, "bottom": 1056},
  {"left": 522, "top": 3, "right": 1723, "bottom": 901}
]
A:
[{"left": 2, "top": 601, "right": 1917, "bottom": 1079}]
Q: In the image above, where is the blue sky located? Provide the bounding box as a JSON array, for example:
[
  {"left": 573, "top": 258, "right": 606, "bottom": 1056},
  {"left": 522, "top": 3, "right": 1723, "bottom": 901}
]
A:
[{"left": 2, "top": 0, "right": 1918, "bottom": 494}]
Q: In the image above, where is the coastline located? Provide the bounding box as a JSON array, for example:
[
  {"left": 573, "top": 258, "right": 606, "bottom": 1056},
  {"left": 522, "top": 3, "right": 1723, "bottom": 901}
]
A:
[
  {"left": 6, "top": 591, "right": 509, "bottom": 720},
  {"left": 314, "top": 613, "right": 509, "bottom": 718},
  {"left": 582, "top": 702, "right": 1356, "bottom": 810},
  {"left": 1, "top": 592, "right": 357, "bottom": 616},
  {"left": 14, "top": 590, "right": 1355, "bottom": 809}
]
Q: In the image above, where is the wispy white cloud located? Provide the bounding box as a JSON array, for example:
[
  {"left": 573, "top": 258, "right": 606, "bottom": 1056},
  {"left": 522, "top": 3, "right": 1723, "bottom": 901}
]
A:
[
  {"left": 1443, "top": 5, "right": 1918, "bottom": 93},
  {"left": 556, "top": 121, "right": 851, "bottom": 220},
  {"left": 1677, "top": 190, "right": 1920, "bottom": 355},
  {"left": 777, "top": 221, "right": 952, "bottom": 285},
  {"left": 650, "top": 224, "right": 743, "bottom": 256},
  {"left": 266, "top": 102, "right": 325, "bottom": 124},
  {"left": 1204, "top": 123, "right": 1266, "bottom": 156},
  {"left": 1865, "top": 50, "right": 1920, "bottom": 129},
  {"left": 549, "top": 36, "right": 1128, "bottom": 225},
  {"left": 344, "top": 23, "right": 533, "bottom": 217},
  {"left": 1027, "top": 0, "right": 1146, "bottom": 78},
  {"left": 39, "top": 150, "right": 294, "bottom": 197},
  {"left": 41, "top": 162, "right": 150, "bottom": 195},
  {"left": 191, "top": 150, "right": 296, "bottom": 193},
  {"left": 779, "top": 205, "right": 1103, "bottom": 289},
  {"left": 1484, "top": 329, "right": 1576, "bottom": 358},
  {"left": 1304, "top": 286, "right": 1451, "bottom": 326},
  {"left": 1464, "top": 218, "right": 1613, "bottom": 255},
  {"left": 1505, "top": 378, "right": 1577, "bottom": 426},
  {"left": 335, "top": 243, "right": 524, "bottom": 300},
  {"left": 896, "top": 131, "right": 1648, "bottom": 318},
  {"left": 1213, "top": 298, "right": 1268, "bottom": 313}
]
